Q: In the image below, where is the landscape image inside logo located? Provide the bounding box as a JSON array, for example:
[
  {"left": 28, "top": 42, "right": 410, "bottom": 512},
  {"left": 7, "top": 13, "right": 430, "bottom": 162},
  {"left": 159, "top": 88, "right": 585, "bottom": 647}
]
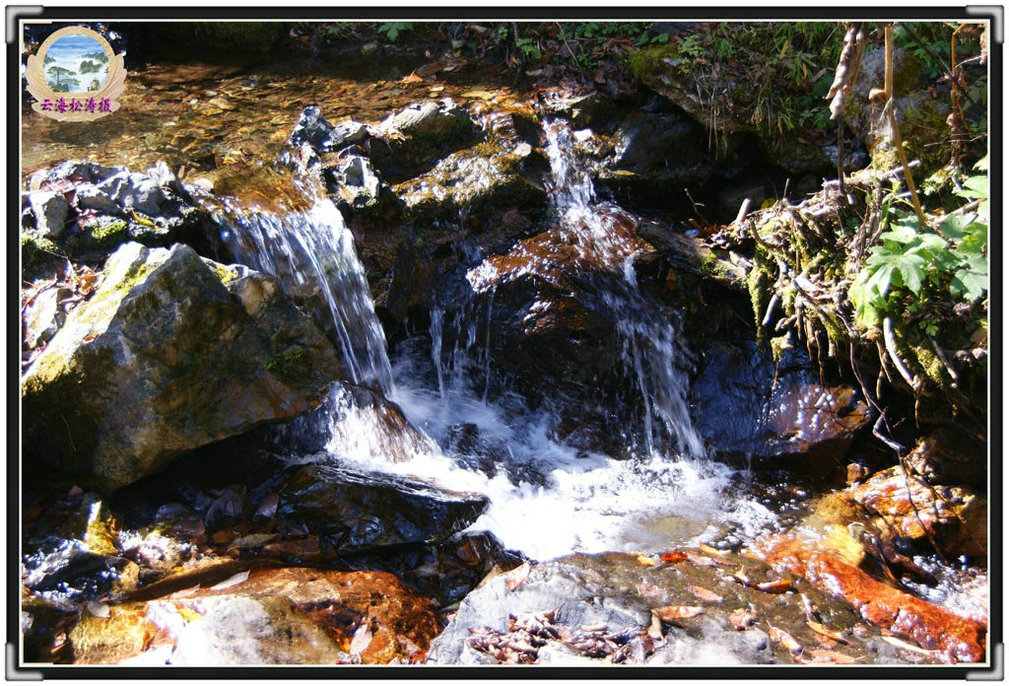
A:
[{"left": 43, "top": 33, "right": 108, "bottom": 92}]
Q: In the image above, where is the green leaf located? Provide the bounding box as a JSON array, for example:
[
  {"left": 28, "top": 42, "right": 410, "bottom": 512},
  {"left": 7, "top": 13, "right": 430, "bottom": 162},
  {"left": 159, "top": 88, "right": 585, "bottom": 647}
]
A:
[
  {"left": 963, "top": 175, "right": 989, "bottom": 196},
  {"left": 908, "top": 232, "right": 949, "bottom": 256},
  {"left": 958, "top": 223, "right": 987, "bottom": 254},
  {"left": 867, "top": 262, "right": 898, "bottom": 297},
  {"left": 891, "top": 252, "right": 927, "bottom": 295},
  {"left": 940, "top": 213, "right": 972, "bottom": 240},
  {"left": 950, "top": 254, "right": 988, "bottom": 302},
  {"left": 879, "top": 224, "right": 918, "bottom": 244}
]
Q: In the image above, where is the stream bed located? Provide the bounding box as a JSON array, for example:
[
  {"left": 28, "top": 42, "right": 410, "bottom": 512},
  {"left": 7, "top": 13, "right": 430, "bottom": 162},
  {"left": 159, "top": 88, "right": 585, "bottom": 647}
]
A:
[{"left": 19, "top": 22, "right": 990, "bottom": 671}]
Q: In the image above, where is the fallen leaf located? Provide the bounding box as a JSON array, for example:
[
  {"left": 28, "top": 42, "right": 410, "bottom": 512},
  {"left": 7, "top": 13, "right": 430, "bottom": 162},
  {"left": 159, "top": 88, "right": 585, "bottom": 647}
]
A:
[
  {"left": 659, "top": 551, "right": 688, "bottom": 565},
  {"left": 167, "top": 584, "right": 201, "bottom": 599},
  {"left": 755, "top": 579, "right": 793, "bottom": 594},
  {"left": 807, "top": 620, "right": 849, "bottom": 644},
  {"left": 768, "top": 625, "right": 804, "bottom": 656},
  {"left": 728, "top": 608, "right": 756, "bottom": 630},
  {"left": 685, "top": 553, "right": 720, "bottom": 568},
  {"left": 879, "top": 635, "right": 942, "bottom": 656},
  {"left": 635, "top": 555, "right": 656, "bottom": 567},
  {"left": 652, "top": 605, "right": 704, "bottom": 622},
  {"left": 505, "top": 562, "right": 530, "bottom": 591},
  {"left": 461, "top": 89, "right": 495, "bottom": 101},
  {"left": 688, "top": 585, "right": 724, "bottom": 603},
  {"left": 400, "top": 72, "right": 424, "bottom": 84},
  {"left": 804, "top": 648, "right": 859, "bottom": 664},
  {"left": 699, "top": 544, "right": 729, "bottom": 556},
  {"left": 255, "top": 493, "right": 279, "bottom": 519},
  {"left": 209, "top": 569, "right": 249, "bottom": 591},
  {"left": 177, "top": 607, "right": 202, "bottom": 622}
]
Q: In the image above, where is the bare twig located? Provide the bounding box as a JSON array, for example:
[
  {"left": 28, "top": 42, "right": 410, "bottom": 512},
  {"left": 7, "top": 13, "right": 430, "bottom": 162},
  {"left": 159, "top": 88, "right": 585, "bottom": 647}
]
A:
[{"left": 882, "top": 316, "right": 917, "bottom": 389}]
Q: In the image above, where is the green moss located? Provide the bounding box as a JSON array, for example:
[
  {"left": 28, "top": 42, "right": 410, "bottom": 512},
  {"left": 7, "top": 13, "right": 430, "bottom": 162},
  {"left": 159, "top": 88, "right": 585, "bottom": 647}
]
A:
[
  {"left": 212, "top": 263, "right": 238, "bottom": 285},
  {"left": 626, "top": 44, "right": 678, "bottom": 83},
  {"left": 91, "top": 220, "right": 128, "bottom": 242},
  {"left": 266, "top": 346, "right": 311, "bottom": 383},
  {"left": 22, "top": 233, "right": 64, "bottom": 279},
  {"left": 746, "top": 255, "right": 775, "bottom": 337},
  {"left": 22, "top": 346, "right": 117, "bottom": 486}
]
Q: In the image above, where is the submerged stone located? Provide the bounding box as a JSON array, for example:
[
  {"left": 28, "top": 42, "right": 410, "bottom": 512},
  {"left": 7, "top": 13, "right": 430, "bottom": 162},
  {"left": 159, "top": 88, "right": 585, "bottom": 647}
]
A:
[
  {"left": 754, "top": 535, "right": 986, "bottom": 663},
  {"left": 369, "top": 99, "right": 481, "bottom": 182},
  {"left": 849, "top": 466, "right": 987, "bottom": 558},
  {"left": 21, "top": 242, "right": 340, "bottom": 490}
]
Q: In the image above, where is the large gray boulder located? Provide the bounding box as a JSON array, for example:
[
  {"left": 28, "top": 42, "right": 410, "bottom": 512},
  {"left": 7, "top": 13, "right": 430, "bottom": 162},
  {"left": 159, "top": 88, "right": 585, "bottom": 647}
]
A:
[{"left": 21, "top": 242, "right": 341, "bottom": 490}]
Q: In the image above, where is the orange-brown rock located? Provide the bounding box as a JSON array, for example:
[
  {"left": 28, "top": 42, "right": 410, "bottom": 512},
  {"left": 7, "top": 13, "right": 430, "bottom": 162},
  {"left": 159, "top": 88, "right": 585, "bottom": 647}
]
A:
[
  {"left": 753, "top": 535, "right": 986, "bottom": 663},
  {"left": 195, "top": 567, "right": 438, "bottom": 664},
  {"left": 849, "top": 466, "right": 987, "bottom": 558},
  {"left": 67, "top": 567, "right": 438, "bottom": 665}
]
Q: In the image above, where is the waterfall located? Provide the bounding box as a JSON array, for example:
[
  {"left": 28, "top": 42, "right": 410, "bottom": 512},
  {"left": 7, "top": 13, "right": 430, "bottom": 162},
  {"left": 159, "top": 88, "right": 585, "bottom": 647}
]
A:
[
  {"left": 216, "top": 192, "right": 395, "bottom": 396},
  {"left": 542, "top": 120, "right": 706, "bottom": 459},
  {"left": 206, "top": 124, "right": 765, "bottom": 561}
]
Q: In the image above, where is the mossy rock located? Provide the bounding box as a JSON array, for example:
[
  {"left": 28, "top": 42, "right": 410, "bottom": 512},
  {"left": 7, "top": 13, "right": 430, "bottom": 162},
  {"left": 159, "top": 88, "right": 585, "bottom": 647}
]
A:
[{"left": 21, "top": 242, "right": 340, "bottom": 491}]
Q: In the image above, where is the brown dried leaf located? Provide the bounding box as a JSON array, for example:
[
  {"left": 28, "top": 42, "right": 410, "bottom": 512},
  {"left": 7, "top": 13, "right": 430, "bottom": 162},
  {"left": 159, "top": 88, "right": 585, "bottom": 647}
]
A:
[
  {"left": 505, "top": 561, "right": 530, "bottom": 592},
  {"left": 768, "top": 625, "right": 804, "bottom": 656},
  {"left": 659, "top": 551, "right": 688, "bottom": 564},
  {"left": 807, "top": 620, "right": 849, "bottom": 644},
  {"left": 687, "top": 584, "right": 724, "bottom": 603},
  {"left": 652, "top": 605, "right": 704, "bottom": 622},
  {"left": 698, "top": 543, "right": 728, "bottom": 557},
  {"left": 755, "top": 579, "right": 793, "bottom": 594},
  {"left": 804, "top": 648, "right": 859, "bottom": 664},
  {"left": 209, "top": 569, "right": 249, "bottom": 590},
  {"left": 349, "top": 621, "right": 373, "bottom": 656},
  {"left": 728, "top": 608, "right": 757, "bottom": 630}
]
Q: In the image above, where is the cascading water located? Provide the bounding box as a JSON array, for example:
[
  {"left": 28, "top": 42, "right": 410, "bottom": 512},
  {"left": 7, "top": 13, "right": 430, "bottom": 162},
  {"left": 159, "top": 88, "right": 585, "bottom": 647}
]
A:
[
  {"left": 331, "top": 117, "right": 774, "bottom": 559},
  {"left": 542, "top": 120, "right": 706, "bottom": 458},
  {"left": 216, "top": 185, "right": 395, "bottom": 396},
  {"left": 214, "top": 121, "right": 774, "bottom": 561}
]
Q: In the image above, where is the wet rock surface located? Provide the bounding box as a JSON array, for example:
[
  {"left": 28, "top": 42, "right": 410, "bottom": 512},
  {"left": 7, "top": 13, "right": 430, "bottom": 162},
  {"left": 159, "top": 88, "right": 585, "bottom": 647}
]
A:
[
  {"left": 21, "top": 242, "right": 340, "bottom": 490},
  {"left": 459, "top": 207, "right": 654, "bottom": 417},
  {"left": 20, "top": 50, "right": 988, "bottom": 671},
  {"left": 690, "top": 343, "right": 870, "bottom": 471},
  {"left": 277, "top": 463, "right": 489, "bottom": 553},
  {"left": 849, "top": 466, "right": 987, "bottom": 559},
  {"left": 429, "top": 549, "right": 920, "bottom": 665},
  {"left": 753, "top": 535, "right": 986, "bottom": 663},
  {"left": 369, "top": 99, "right": 482, "bottom": 183},
  {"left": 66, "top": 566, "right": 438, "bottom": 665},
  {"left": 22, "top": 161, "right": 216, "bottom": 271}
]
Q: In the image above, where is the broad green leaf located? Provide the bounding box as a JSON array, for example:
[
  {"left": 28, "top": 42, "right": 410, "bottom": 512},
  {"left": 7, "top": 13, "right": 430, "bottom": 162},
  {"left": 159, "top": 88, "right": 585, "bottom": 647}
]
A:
[
  {"left": 958, "top": 223, "right": 988, "bottom": 254},
  {"left": 963, "top": 175, "right": 989, "bottom": 196},
  {"left": 867, "top": 262, "right": 898, "bottom": 297},
  {"left": 879, "top": 225, "right": 918, "bottom": 244},
  {"left": 940, "top": 213, "right": 972, "bottom": 240},
  {"left": 892, "top": 253, "right": 927, "bottom": 295}
]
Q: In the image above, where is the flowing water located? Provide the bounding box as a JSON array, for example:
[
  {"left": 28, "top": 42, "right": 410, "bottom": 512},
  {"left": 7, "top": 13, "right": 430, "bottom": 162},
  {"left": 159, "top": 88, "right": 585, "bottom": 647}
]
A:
[
  {"left": 212, "top": 117, "right": 779, "bottom": 561},
  {"left": 212, "top": 180, "right": 395, "bottom": 395}
]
